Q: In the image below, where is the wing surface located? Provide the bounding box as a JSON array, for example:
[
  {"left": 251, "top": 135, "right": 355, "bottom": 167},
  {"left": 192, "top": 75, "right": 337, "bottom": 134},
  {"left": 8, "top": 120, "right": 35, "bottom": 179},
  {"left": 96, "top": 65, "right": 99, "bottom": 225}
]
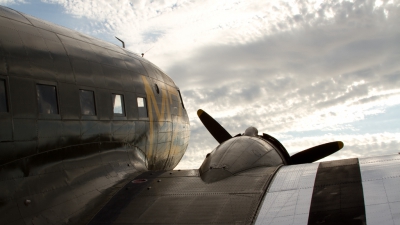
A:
[
  {"left": 86, "top": 154, "right": 400, "bottom": 224},
  {"left": 255, "top": 154, "right": 400, "bottom": 225},
  {"left": 255, "top": 162, "right": 320, "bottom": 225},
  {"left": 89, "top": 167, "right": 280, "bottom": 224},
  {"left": 359, "top": 154, "right": 400, "bottom": 225}
]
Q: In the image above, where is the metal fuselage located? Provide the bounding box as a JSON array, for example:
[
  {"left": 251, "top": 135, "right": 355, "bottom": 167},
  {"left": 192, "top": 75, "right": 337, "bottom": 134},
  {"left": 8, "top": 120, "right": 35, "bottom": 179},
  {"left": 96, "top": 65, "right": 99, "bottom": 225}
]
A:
[
  {"left": 2, "top": 5, "right": 400, "bottom": 225},
  {"left": 0, "top": 6, "right": 189, "bottom": 224}
]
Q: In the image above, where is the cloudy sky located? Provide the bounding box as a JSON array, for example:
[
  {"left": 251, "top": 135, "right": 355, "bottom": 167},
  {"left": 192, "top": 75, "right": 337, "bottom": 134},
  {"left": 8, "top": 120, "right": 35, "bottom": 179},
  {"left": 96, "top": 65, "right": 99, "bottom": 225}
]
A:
[{"left": 2, "top": 0, "right": 399, "bottom": 169}]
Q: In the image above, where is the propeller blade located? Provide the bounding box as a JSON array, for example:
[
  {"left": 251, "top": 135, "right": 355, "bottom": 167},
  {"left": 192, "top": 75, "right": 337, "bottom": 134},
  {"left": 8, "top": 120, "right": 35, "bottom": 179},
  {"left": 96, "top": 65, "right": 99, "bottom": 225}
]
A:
[
  {"left": 197, "top": 109, "right": 232, "bottom": 144},
  {"left": 290, "top": 141, "right": 344, "bottom": 164}
]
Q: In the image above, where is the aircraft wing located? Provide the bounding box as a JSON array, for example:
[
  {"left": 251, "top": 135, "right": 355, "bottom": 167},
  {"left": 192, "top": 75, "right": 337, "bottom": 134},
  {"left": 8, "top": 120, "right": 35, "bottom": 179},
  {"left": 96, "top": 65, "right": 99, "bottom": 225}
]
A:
[
  {"left": 256, "top": 154, "right": 400, "bottom": 225},
  {"left": 87, "top": 154, "right": 400, "bottom": 224},
  {"left": 88, "top": 167, "right": 279, "bottom": 224}
]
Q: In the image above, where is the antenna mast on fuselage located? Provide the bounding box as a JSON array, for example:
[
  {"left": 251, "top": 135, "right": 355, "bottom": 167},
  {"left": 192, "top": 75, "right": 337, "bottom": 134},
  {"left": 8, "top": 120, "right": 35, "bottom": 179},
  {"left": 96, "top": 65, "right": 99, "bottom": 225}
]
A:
[{"left": 115, "top": 36, "right": 125, "bottom": 48}]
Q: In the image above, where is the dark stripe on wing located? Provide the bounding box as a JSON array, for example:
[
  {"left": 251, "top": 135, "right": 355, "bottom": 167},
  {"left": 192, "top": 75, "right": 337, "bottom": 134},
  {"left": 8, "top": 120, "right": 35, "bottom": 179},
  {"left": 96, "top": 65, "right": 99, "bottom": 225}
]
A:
[{"left": 308, "top": 158, "right": 366, "bottom": 225}]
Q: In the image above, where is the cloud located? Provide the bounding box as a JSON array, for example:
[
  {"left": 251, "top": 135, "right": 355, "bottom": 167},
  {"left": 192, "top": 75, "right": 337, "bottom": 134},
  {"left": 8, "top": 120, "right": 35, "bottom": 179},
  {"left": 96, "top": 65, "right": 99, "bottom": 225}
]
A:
[
  {"left": 176, "top": 131, "right": 400, "bottom": 169},
  {"left": 0, "top": 0, "right": 27, "bottom": 4},
  {"left": 9, "top": 0, "right": 399, "bottom": 169},
  {"left": 171, "top": 1, "right": 400, "bottom": 168},
  {"left": 37, "top": 0, "right": 398, "bottom": 60}
]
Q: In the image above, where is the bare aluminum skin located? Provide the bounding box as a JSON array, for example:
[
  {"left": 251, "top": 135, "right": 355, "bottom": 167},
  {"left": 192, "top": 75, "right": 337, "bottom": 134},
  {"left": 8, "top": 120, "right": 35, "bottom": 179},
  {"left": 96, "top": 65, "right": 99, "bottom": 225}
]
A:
[{"left": 0, "top": 5, "right": 189, "bottom": 224}]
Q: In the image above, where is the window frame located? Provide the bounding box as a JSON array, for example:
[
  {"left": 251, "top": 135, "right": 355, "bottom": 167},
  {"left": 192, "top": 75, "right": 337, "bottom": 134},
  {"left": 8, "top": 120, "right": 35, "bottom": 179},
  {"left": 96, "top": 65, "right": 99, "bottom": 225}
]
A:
[
  {"left": 36, "top": 80, "right": 61, "bottom": 120},
  {"left": 78, "top": 87, "right": 97, "bottom": 120},
  {"left": 112, "top": 93, "right": 126, "bottom": 118},
  {"left": 137, "top": 96, "right": 148, "bottom": 119}
]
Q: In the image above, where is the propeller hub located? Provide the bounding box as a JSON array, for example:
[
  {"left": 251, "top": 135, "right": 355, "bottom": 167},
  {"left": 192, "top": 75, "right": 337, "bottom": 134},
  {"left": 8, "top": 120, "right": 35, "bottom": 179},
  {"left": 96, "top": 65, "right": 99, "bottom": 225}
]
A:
[{"left": 244, "top": 126, "right": 258, "bottom": 137}]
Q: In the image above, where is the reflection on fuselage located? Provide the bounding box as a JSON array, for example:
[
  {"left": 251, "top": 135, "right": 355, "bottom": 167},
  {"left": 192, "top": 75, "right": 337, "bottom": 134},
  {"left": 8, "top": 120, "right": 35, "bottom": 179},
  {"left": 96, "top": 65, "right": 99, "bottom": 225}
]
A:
[{"left": 0, "top": 5, "right": 190, "bottom": 224}]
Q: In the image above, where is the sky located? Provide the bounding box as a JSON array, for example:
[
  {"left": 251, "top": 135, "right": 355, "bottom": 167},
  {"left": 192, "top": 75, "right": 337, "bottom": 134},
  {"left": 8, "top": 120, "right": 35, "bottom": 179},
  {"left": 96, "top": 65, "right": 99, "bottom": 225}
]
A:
[{"left": 2, "top": 0, "right": 399, "bottom": 169}]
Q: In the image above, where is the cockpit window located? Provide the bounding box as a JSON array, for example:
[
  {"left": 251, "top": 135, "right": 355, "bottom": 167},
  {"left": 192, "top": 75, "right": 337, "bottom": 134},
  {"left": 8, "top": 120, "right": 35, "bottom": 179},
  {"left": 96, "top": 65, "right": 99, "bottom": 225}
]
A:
[
  {"left": 112, "top": 94, "right": 125, "bottom": 116},
  {"left": 37, "top": 84, "right": 59, "bottom": 114},
  {"left": 178, "top": 90, "right": 185, "bottom": 109},
  {"left": 80, "top": 90, "right": 96, "bottom": 115},
  {"left": 0, "top": 80, "right": 7, "bottom": 112},
  {"left": 137, "top": 97, "right": 148, "bottom": 118}
]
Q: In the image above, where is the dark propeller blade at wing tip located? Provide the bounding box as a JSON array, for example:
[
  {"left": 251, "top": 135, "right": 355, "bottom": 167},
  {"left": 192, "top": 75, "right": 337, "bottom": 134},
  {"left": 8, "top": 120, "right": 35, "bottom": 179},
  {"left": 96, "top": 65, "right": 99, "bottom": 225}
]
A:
[
  {"left": 290, "top": 141, "right": 344, "bottom": 165},
  {"left": 197, "top": 109, "right": 232, "bottom": 144}
]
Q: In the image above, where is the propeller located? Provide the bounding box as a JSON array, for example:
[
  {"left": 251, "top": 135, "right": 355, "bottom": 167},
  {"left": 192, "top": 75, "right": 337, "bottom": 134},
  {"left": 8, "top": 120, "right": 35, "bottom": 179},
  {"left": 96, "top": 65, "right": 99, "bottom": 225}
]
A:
[
  {"left": 290, "top": 141, "right": 344, "bottom": 164},
  {"left": 197, "top": 109, "right": 344, "bottom": 165},
  {"left": 197, "top": 109, "right": 232, "bottom": 144}
]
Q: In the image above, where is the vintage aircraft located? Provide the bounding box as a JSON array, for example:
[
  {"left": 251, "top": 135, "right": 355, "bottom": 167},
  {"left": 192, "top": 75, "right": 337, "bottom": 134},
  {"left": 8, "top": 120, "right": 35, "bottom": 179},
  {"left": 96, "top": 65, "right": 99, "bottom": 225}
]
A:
[{"left": 0, "top": 5, "right": 399, "bottom": 225}]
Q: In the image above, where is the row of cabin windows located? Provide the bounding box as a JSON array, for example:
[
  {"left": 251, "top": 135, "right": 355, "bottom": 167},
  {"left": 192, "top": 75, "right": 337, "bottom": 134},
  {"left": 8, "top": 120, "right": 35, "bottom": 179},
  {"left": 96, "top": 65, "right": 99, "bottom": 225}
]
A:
[{"left": 0, "top": 81, "right": 148, "bottom": 118}]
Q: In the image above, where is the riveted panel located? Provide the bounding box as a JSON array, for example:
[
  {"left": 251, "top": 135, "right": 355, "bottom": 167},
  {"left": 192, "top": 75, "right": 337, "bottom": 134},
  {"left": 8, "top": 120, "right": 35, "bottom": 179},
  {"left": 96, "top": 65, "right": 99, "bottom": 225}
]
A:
[
  {"left": 124, "top": 57, "right": 147, "bottom": 75},
  {"left": 255, "top": 163, "right": 319, "bottom": 225},
  {"left": 44, "top": 40, "right": 75, "bottom": 83},
  {"left": 96, "top": 89, "right": 112, "bottom": 121},
  {"left": 112, "top": 120, "right": 134, "bottom": 142},
  {"left": 72, "top": 58, "right": 96, "bottom": 87},
  {"left": 9, "top": 77, "right": 37, "bottom": 118},
  {"left": 0, "top": 6, "right": 31, "bottom": 25},
  {"left": 360, "top": 154, "right": 400, "bottom": 225},
  {"left": 58, "top": 82, "right": 80, "bottom": 120},
  {"left": 125, "top": 92, "right": 139, "bottom": 120},
  {"left": 89, "top": 167, "right": 278, "bottom": 224}
]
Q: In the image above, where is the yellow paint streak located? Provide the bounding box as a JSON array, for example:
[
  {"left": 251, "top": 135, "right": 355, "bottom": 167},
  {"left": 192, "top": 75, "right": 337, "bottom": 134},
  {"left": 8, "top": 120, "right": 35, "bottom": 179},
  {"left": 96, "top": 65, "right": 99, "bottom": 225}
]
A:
[
  {"left": 142, "top": 77, "right": 171, "bottom": 125},
  {"left": 165, "top": 84, "right": 182, "bottom": 117},
  {"left": 142, "top": 75, "right": 185, "bottom": 166}
]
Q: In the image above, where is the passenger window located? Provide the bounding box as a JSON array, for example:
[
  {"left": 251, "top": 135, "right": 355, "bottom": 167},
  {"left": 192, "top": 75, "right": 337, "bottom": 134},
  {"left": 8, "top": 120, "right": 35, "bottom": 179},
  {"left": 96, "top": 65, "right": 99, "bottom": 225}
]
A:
[
  {"left": 112, "top": 94, "right": 125, "bottom": 116},
  {"left": 37, "top": 84, "right": 59, "bottom": 114},
  {"left": 0, "top": 80, "right": 7, "bottom": 112},
  {"left": 137, "top": 97, "right": 148, "bottom": 118},
  {"left": 80, "top": 90, "right": 96, "bottom": 115}
]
